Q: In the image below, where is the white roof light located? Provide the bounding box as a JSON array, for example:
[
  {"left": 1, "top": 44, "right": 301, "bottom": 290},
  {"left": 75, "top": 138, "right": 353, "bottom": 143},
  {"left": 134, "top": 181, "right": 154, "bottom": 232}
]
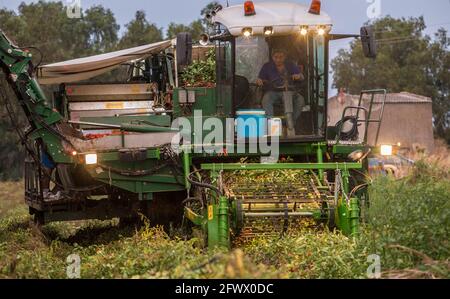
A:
[
  {"left": 300, "top": 26, "right": 309, "bottom": 36},
  {"left": 242, "top": 27, "right": 253, "bottom": 37},
  {"left": 264, "top": 26, "right": 274, "bottom": 35}
]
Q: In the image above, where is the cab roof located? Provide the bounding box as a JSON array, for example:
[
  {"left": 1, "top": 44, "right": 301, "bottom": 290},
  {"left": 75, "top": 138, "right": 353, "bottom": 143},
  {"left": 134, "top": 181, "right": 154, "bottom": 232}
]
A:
[{"left": 212, "top": 1, "right": 333, "bottom": 36}]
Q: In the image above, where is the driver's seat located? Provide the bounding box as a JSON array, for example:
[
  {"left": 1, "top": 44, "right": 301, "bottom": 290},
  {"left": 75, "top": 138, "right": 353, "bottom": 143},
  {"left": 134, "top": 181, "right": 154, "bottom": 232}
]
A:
[
  {"left": 234, "top": 75, "right": 250, "bottom": 108},
  {"left": 234, "top": 75, "right": 264, "bottom": 109}
]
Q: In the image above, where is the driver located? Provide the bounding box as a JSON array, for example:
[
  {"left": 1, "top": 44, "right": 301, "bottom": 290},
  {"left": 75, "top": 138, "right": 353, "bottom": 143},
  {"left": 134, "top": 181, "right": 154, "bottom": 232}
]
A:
[{"left": 256, "top": 49, "right": 305, "bottom": 122}]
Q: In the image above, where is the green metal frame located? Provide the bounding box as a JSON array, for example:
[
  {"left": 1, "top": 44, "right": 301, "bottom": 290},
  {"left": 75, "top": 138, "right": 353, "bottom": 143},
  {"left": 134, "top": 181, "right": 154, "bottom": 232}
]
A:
[
  {"left": 193, "top": 158, "right": 364, "bottom": 248},
  {"left": 201, "top": 162, "right": 362, "bottom": 171},
  {"left": 0, "top": 30, "right": 71, "bottom": 162}
]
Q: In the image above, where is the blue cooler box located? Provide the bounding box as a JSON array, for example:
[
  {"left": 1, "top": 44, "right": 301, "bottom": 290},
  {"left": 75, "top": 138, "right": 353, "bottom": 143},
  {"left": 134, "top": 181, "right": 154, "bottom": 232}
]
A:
[{"left": 236, "top": 109, "right": 267, "bottom": 138}]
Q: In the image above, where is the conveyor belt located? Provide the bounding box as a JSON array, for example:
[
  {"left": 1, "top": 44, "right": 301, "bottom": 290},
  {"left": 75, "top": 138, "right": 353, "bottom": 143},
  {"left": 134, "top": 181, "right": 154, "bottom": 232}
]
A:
[{"left": 223, "top": 169, "right": 333, "bottom": 243}]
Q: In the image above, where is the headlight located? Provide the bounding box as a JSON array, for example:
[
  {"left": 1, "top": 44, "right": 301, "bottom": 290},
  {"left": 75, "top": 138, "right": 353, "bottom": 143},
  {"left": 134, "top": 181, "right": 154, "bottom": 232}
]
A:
[
  {"left": 380, "top": 145, "right": 393, "bottom": 156},
  {"left": 85, "top": 153, "right": 98, "bottom": 165},
  {"left": 317, "top": 27, "right": 326, "bottom": 36},
  {"left": 300, "top": 26, "right": 309, "bottom": 36},
  {"left": 242, "top": 27, "right": 253, "bottom": 37},
  {"left": 264, "top": 26, "right": 274, "bottom": 35}
]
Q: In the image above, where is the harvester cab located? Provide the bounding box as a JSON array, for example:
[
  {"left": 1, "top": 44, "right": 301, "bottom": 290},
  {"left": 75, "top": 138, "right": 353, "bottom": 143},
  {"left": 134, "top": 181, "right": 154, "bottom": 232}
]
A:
[
  {"left": 208, "top": 1, "right": 332, "bottom": 140},
  {"left": 190, "top": 0, "right": 378, "bottom": 142}
]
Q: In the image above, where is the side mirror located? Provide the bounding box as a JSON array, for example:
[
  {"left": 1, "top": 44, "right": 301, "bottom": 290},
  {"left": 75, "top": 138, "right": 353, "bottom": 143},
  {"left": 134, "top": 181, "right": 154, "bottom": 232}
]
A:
[
  {"left": 199, "top": 33, "right": 210, "bottom": 46},
  {"left": 360, "top": 26, "right": 377, "bottom": 58},
  {"left": 176, "top": 32, "right": 192, "bottom": 70}
]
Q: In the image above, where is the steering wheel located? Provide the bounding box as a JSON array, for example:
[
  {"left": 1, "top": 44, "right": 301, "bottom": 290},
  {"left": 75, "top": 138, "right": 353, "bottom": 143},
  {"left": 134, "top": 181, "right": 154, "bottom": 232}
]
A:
[{"left": 270, "top": 76, "right": 302, "bottom": 92}]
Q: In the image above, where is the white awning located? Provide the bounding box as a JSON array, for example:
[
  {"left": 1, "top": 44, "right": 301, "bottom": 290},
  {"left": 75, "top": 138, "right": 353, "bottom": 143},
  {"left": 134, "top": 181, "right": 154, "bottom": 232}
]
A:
[{"left": 37, "top": 40, "right": 172, "bottom": 85}]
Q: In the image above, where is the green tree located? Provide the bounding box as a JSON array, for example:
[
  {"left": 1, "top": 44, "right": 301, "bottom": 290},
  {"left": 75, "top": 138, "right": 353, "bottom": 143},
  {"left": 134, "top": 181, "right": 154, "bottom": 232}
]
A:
[
  {"left": 0, "top": 9, "right": 27, "bottom": 43},
  {"left": 427, "top": 28, "right": 450, "bottom": 141},
  {"left": 0, "top": 1, "right": 121, "bottom": 62},
  {"left": 0, "top": 74, "right": 27, "bottom": 181},
  {"left": 200, "top": 1, "right": 221, "bottom": 34},
  {"left": 14, "top": 1, "right": 82, "bottom": 62},
  {"left": 167, "top": 22, "right": 191, "bottom": 39},
  {"left": 83, "top": 6, "right": 120, "bottom": 53},
  {"left": 200, "top": 1, "right": 221, "bottom": 20},
  {"left": 119, "top": 10, "right": 163, "bottom": 48},
  {"left": 166, "top": 1, "right": 221, "bottom": 42},
  {"left": 166, "top": 19, "right": 204, "bottom": 41},
  {"left": 331, "top": 16, "right": 450, "bottom": 143}
]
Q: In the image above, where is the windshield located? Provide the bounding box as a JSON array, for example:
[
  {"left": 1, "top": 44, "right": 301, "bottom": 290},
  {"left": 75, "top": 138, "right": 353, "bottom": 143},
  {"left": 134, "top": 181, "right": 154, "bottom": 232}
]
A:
[
  {"left": 234, "top": 34, "right": 327, "bottom": 139},
  {"left": 235, "top": 36, "right": 269, "bottom": 83}
]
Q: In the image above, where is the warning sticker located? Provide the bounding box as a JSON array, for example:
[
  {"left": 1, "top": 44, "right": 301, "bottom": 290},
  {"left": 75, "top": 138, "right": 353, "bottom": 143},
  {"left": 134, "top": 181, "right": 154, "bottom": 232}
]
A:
[{"left": 208, "top": 205, "right": 214, "bottom": 220}]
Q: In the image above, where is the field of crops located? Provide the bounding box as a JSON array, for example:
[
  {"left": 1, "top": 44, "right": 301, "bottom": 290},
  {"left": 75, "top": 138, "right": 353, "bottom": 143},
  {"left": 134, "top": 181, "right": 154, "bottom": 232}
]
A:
[{"left": 0, "top": 161, "right": 448, "bottom": 279}]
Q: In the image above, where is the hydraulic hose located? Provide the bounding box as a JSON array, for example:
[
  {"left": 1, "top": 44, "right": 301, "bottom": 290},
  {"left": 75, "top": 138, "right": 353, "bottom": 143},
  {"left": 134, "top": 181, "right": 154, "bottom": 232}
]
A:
[
  {"left": 335, "top": 116, "right": 359, "bottom": 141},
  {"left": 187, "top": 174, "right": 223, "bottom": 197}
]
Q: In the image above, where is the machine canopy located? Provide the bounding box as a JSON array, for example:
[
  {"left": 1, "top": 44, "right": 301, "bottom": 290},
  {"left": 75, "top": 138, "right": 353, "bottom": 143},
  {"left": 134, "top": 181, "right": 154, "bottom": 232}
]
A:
[{"left": 37, "top": 40, "right": 172, "bottom": 85}]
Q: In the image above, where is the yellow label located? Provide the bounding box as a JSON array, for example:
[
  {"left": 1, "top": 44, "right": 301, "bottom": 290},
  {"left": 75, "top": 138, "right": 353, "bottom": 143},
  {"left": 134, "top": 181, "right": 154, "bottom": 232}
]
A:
[
  {"left": 208, "top": 205, "right": 214, "bottom": 220},
  {"left": 105, "top": 102, "right": 124, "bottom": 109},
  {"left": 131, "top": 85, "right": 141, "bottom": 93}
]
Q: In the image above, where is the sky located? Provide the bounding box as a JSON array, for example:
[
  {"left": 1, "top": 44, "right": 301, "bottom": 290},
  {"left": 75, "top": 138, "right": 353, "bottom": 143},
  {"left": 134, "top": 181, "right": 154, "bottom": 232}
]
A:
[{"left": 1, "top": 0, "right": 450, "bottom": 94}]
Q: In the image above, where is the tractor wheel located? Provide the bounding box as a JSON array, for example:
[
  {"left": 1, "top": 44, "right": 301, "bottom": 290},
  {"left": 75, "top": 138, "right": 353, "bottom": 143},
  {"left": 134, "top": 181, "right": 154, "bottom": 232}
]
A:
[
  {"left": 327, "top": 206, "right": 336, "bottom": 231},
  {"left": 33, "top": 211, "right": 45, "bottom": 227},
  {"left": 140, "top": 191, "right": 186, "bottom": 231},
  {"left": 118, "top": 215, "right": 142, "bottom": 228}
]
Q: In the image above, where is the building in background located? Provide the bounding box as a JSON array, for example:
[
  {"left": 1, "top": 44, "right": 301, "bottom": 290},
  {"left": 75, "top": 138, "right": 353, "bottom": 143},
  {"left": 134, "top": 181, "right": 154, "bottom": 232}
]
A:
[{"left": 328, "top": 91, "right": 434, "bottom": 153}]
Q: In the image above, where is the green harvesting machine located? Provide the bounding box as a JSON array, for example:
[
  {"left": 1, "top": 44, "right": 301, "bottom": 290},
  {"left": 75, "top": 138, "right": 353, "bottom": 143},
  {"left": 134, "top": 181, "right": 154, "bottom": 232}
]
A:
[{"left": 0, "top": 1, "right": 386, "bottom": 248}]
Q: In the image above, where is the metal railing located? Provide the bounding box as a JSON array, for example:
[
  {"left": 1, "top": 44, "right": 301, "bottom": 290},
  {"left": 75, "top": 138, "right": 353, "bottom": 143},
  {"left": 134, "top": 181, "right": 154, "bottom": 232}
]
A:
[{"left": 336, "top": 89, "right": 387, "bottom": 146}]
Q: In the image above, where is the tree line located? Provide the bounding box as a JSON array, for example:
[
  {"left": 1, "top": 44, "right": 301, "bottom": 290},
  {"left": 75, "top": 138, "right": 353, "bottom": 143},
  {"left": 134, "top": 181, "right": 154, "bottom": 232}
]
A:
[{"left": 0, "top": 1, "right": 219, "bottom": 63}]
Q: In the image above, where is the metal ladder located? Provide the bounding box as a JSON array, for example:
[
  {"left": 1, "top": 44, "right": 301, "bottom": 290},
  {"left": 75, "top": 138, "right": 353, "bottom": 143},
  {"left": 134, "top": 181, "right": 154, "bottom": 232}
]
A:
[{"left": 336, "top": 89, "right": 387, "bottom": 146}]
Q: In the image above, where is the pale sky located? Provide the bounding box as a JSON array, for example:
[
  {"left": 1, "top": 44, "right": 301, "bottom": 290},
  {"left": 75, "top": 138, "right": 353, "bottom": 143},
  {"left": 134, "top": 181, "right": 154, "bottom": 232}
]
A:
[{"left": 2, "top": 0, "right": 449, "bottom": 94}]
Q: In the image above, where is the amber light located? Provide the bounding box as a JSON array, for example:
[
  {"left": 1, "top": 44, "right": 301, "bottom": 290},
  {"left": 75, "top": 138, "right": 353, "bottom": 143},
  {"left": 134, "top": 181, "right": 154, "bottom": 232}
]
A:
[
  {"left": 309, "top": 0, "right": 321, "bottom": 15},
  {"left": 244, "top": 1, "right": 256, "bottom": 16}
]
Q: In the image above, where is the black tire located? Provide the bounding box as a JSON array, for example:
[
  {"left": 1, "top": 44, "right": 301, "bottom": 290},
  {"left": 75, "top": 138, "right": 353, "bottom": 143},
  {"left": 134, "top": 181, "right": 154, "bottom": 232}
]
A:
[
  {"left": 118, "top": 215, "right": 142, "bottom": 228},
  {"left": 33, "top": 211, "right": 45, "bottom": 227},
  {"left": 328, "top": 207, "right": 336, "bottom": 231},
  {"left": 140, "top": 191, "right": 186, "bottom": 230}
]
